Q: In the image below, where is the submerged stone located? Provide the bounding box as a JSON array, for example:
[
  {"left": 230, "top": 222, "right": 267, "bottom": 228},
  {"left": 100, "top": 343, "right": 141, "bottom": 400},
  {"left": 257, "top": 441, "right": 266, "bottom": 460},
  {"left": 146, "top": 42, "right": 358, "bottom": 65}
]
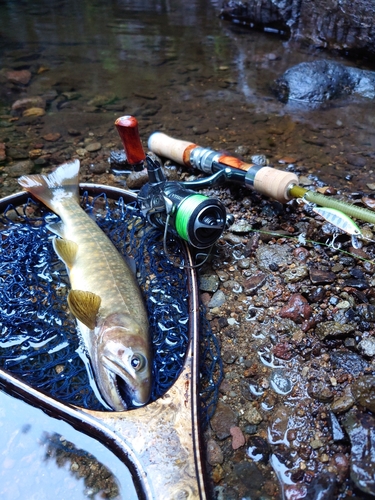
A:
[{"left": 274, "top": 60, "right": 375, "bottom": 103}]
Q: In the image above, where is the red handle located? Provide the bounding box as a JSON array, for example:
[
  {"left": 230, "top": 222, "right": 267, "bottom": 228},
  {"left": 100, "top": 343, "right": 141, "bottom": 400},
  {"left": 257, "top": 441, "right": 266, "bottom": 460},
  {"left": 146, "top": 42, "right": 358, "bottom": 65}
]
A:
[{"left": 115, "top": 116, "right": 146, "bottom": 165}]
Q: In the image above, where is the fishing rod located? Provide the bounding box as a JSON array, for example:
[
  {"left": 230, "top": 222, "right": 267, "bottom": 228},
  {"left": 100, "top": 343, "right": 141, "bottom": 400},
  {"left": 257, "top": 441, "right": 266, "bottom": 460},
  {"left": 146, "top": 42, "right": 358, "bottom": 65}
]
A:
[{"left": 148, "top": 132, "right": 375, "bottom": 226}]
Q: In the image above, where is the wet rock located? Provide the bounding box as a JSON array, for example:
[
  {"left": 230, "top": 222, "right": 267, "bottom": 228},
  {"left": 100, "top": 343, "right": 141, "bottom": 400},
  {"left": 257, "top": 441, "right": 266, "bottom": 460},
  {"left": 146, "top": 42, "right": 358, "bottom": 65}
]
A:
[
  {"left": 328, "top": 411, "right": 345, "bottom": 441},
  {"left": 246, "top": 436, "right": 270, "bottom": 463},
  {"left": 222, "top": 279, "right": 242, "bottom": 293},
  {"left": 210, "top": 401, "right": 238, "bottom": 440},
  {"left": 237, "top": 257, "right": 251, "bottom": 269},
  {"left": 230, "top": 426, "right": 245, "bottom": 449},
  {"left": 255, "top": 244, "right": 292, "bottom": 271},
  {"left": 315, "top": 321, "right": 356, "bottom": 340},
  {"left": 273, "top": 342, "right": 293, "bottom": 360},
  {"left": 330, "top": 350, "right": 370, "bottom": 376},
  {"left": 274, "top": 60, "right": 375, "bottom": 103},
  {"left": 357, "top": 337, "right": 375, "bottom": 357},
  {"left": 230, "top": 219, "right": 252, "bottom": 233},
  {"left": 329, "top": 453, "right": 350, "bottom": 483},
  {"left": 7, "top": 159, "right": 34, "bottom": 177},
  {"left": 270, "top": 369, "right": 293, "bottom": 395},
  {"left": 351, "top": 375, "right": 375, "bottom": 412},
  {"left": 243, "top": 403, "right": 263, "bottom": 425},
  {"left": 199, "top": 274, "right": 220, "bottom": 293},
  {"left": 344, "top": 278, "right": 369, "bottom": 290},
  {"left": 293, "top": 246, "right": 309, "bottom": 262},
  {"left": 268, "top": 405, "right": 291, "bottom": 445},
  {"left": 243, "top": 271, "right": 267, "bottom": 294},
  {"left": 89, "top": 162, "right": 107, "bottom": 175},
  {"left": 279, "top": 293, "right": 312, "bottom": 323},
  {"left": 356, "top": 303, "right": 375, "bottom": 322},
  {"left": 343, "top": 410, "right": 375, "bottom": 496},
  {"left": 207, "top": 290, "right": 226, "bottom": 308},
  {"left": 308, "top": 286, "right": 326, "bottom": 303},
  {"left": 233, "top": 461, "right": 265, "bottom": 497},
  {"left": 282, "top": 265, "right": 308, "bottom": 283},
  {"left": 6, "top": 69, "right": 32, "bottom": 85},
  {"left": 125, "top": 169, "right": 149, "bottom": 189},
  {"left": 308, "top": 381, "right": 334, "bottom": 403},
  {"left": 330, "top": 389, "right": 355, "bottom": 414},
  {"left": 222, "top": 349, "right": 238, "bottom": 364},
  {"left": 303, "top": 472, "right": 337, "bottom": 500},
  {"left": 206, "top": 439, "right": 224, "bottom": 466},
  {"left": 309, "top": 267, "right": 336, "bottom": 284}
]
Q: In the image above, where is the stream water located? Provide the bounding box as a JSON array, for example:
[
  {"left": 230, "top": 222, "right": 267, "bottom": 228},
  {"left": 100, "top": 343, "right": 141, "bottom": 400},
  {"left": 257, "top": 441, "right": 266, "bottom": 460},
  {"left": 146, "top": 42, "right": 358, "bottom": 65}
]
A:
[{"left": 1, "top": 0, "right": 375, "bottom": 499}]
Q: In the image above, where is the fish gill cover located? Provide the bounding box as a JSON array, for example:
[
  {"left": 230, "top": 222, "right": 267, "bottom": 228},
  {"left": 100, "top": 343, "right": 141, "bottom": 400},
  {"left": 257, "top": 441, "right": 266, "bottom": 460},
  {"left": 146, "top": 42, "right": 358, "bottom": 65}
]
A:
[{"left": 0, "top": 191, "right": 221, "bottom": 424}]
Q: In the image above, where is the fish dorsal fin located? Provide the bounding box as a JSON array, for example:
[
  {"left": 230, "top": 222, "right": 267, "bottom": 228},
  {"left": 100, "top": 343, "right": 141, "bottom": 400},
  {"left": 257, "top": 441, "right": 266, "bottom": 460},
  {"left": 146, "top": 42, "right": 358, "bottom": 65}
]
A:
[
  {"left": 53, "top": 237, "right": 78, "bottom": 269},
  {"left": 68, "top": 290, "right": 101, "bottom": 330}
]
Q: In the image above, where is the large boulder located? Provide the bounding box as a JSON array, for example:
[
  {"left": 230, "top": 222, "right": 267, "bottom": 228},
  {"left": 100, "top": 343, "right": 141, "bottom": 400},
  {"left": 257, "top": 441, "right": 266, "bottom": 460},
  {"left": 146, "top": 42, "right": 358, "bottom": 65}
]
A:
[
  {"left": 221, "top": 0, "right": 375, "bottom": 57},
  {"left": 273, "top": 59, "right": 375, "bottom": 103}
]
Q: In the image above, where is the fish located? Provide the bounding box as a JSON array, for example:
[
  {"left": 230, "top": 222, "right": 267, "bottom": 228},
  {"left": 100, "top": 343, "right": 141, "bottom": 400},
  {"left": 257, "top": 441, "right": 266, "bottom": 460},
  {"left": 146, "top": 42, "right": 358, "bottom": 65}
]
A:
[{"left": 18, "top": 159, "right": 151, "bottom": 411}]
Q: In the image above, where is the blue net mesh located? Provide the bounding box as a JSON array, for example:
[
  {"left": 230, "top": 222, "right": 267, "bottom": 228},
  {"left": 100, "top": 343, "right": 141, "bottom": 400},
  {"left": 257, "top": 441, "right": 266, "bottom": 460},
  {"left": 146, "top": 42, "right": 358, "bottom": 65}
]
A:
[{"left": 0, "top": 191, "right": 222, "bottom": 421}]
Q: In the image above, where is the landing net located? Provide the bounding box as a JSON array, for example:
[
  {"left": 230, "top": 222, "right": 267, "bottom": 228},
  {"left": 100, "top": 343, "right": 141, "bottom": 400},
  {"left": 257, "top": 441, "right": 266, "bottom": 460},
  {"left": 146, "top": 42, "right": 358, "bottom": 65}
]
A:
[{"left": 0, "top": 191, "right": 221, "bottom": 423}]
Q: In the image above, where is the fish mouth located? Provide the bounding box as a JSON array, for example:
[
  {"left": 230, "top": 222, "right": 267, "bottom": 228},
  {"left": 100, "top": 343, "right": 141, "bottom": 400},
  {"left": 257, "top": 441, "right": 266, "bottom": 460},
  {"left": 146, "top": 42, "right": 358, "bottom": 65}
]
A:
[{"left": 102, "top": 355, "right": 150, "bottom": 409}]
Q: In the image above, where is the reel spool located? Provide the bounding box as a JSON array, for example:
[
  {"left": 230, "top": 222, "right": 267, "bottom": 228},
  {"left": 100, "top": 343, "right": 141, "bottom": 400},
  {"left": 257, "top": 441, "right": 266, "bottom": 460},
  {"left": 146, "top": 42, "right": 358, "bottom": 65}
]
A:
[{"left": 138, "top": 155, "right": 227, "bottom": 250}]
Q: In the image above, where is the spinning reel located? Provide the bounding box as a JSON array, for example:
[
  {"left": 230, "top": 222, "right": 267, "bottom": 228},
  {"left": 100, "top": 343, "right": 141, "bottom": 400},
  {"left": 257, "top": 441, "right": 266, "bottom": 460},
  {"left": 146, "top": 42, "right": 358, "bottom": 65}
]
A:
[{"left": 115, "top": 116, "right": 229, "bottom": 260}]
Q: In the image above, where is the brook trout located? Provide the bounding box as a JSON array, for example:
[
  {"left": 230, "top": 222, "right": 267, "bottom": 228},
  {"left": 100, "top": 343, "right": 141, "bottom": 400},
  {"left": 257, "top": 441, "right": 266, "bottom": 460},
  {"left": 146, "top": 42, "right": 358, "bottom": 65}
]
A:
[{"left": 18, "top": 160, "right": 151, "bottom": 411}]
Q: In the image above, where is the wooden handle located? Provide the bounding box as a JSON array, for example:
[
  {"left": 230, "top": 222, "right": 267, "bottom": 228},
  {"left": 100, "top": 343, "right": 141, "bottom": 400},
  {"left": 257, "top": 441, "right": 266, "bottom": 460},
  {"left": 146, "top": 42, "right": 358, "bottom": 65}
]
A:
[
  {"left": 115, "top": 116, "right": 146, "bottom": 165},
  {"left": 148, "top": 132, "right": 196, "bottom": 166},
  {"left": 250, "top": 166, "right": 298, "bottom": 203}
]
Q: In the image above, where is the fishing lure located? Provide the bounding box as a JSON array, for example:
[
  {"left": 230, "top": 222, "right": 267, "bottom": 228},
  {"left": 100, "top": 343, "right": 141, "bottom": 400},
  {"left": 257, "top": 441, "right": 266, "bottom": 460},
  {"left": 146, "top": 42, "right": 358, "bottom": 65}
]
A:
[
  {"left": 311, "top": 206, "right": 362, "bottom": 236},
  {"left": 311, "top": 206, "right": 363, "bottom": 249}
]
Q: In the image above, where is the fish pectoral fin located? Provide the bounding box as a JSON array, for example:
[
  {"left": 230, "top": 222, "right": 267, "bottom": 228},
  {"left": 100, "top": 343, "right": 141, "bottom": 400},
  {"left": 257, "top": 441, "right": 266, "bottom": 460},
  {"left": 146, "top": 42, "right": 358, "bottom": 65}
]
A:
[
  {"left": 53, "top": 237, "right": 78, "bottom": 268},
  {"left": 47, "top": 221, "right": 65, "bottom": 238},
  {"left": 67, "top": 290, "right": 101, "bottom": 330}
]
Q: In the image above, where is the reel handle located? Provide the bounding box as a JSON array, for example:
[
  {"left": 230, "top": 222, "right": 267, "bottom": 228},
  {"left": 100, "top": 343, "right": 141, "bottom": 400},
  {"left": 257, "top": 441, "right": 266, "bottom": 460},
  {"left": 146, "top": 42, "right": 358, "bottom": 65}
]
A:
[
  {"left": 148, "top": 132, "right": 299, "bottom": 203},
  {"left": 115, "top": 116, "right": 146, "bottom": 166}
]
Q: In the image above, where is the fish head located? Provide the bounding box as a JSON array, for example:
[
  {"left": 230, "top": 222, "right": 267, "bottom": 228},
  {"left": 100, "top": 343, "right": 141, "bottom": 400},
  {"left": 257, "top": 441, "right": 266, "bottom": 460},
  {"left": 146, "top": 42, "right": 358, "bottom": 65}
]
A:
[{"left": 94, "top": 313, "right": 152, "bottom": 411}]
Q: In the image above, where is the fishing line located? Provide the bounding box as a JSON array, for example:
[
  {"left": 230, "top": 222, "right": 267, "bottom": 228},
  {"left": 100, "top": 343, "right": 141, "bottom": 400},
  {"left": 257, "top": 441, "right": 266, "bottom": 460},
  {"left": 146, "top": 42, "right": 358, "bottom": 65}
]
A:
[
  {"left": 247, "top": 228, "right": 375, "bottom": 264},
  {"left": 162, "top": 212, "right": 214, "bottom": 269}
]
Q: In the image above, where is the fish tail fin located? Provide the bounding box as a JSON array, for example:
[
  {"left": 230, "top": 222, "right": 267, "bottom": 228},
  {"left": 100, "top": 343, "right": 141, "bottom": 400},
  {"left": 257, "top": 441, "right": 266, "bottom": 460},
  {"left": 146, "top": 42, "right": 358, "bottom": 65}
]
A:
[{"left": 18, "top": 159, "right": 80, "bottom": 211}]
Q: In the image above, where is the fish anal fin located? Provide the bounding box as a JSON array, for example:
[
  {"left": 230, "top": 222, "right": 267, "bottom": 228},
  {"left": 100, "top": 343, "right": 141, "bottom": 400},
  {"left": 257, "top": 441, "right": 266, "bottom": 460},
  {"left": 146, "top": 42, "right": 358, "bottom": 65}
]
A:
[
  {"left": 53, "top": 237, "right": 78, "bottom": 268},
  {"left": 68, "top": 290, "right": 101, "bottom": 330},
  {"left": 47, "top": 221, "right": 64, "bottom": 238}
]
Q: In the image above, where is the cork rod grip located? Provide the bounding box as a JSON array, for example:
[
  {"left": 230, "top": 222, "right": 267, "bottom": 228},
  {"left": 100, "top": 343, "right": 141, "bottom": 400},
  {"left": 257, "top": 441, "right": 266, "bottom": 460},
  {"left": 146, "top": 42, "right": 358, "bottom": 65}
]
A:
[
  {"left": 148, "top": 132, "right": 196, "bottom": 166},
  {"left": 251, "top": 166, "right": 299, "bottom": 203}
]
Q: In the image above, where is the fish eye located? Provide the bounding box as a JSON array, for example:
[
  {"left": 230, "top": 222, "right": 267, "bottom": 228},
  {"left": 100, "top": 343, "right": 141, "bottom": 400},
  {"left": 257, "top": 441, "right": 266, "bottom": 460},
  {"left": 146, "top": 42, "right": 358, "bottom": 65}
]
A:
[{"left": 131, "top": 354, "right": 145, "bottom": 371}]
